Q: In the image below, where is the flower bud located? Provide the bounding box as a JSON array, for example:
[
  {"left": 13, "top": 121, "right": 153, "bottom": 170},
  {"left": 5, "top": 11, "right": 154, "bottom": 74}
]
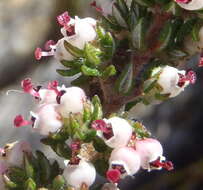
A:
[
  {"left": 92, "top": 117, "right": 133, "bottom": 148},
  {"left": 56, "top": 87, "right": 86, "bottom": 118},
  {"left": 63, "top": 160, "right": 96, "bottom": 189},
  {"left": 175, "top": 0, "right": 203, "bottom": 10},
  {"left": 135, "top": 138, "right": 173, "bottom": 171},
  {"left": 109, "top": 147, "right": 141, "bottom": 176},
  {"left": 157, "top": 66, "right": 196, "bottom": 98},
  {"left": 0, "top": 141, "right": 31, "bottom": 168},
  {"left": 31, "top": 104, "right": 62, "bottom": 136}
]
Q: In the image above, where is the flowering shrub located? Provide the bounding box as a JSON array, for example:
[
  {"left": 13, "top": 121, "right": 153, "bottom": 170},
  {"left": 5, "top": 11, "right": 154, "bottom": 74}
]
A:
[{"left": 1, "top": 0, "right": 203, "bottom": 189}]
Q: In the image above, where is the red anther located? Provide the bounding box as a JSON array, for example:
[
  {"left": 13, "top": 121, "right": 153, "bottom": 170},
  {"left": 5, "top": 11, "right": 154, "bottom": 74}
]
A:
[
  {"left": 21, "top": 78, "right": 40, "bottom": 98},
  {"left": 57, "top": 11, "right": 71, "bottom": 26},
  {"left": 47, "top": 80, "right": 59, "bottom": 94},
  {"left": 35, "top": 47, "right": 42, "bottom": 60},
  {"left": 14, "top": 115, "right": 32, "bottom": 128},
  {"left": 186, "top": 70, "right": 196, "bottom": 84},
  {"left": 106, "top": 169, "right": 121, "bottom": 183},
  {"left": 150, "top": 158, "right": 174, "bottom": 171},
  {"left": 90, "top": 1, "right": 103, "bottom": 13}
]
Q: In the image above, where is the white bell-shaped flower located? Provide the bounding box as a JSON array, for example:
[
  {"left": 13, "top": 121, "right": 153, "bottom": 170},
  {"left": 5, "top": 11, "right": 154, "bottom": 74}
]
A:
[
  {"left": 135, "top": 138, "right": 173, "bottom": 171},
  {"left": 109, "top": 147, "right": 141, "bottom": 176},
  {"left": 176, "top": 0, "right": 203, "bottom": 10},
  {"left": 55, "top": 16, "right": 97, "bottom": 61},
  {"left": 157, "top": 66, "right": 196, "bottom": 98},
  {"left": 63, "top": 159, "right": 96, "bottom": 189},
  {"left": 135, "top": 138, "right": 163, "bottom": 170},
  {"left": 92, "top": 117, "right": 133, "bottom": 148},
  {"left": 31, "top": 104, "right": 62, "bottom": 136},
  {"left": 56, "top": 87, "right": 86, "bottom": 118}
]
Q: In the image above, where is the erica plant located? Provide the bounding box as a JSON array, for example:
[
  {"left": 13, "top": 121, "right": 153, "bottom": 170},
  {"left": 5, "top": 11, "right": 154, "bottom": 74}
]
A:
[{"left": 1, "top": 0, "right": 203, "bottom": 189}]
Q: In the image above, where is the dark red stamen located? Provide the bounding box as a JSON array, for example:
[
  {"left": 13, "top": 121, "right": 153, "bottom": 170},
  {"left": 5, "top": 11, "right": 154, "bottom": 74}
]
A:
[
  {"left": 106, "top": 169, "right": 121, "bottom": 183},
  {"left": 177, "top": 73, "right": 186, "bottom": 87},
  {"left": 186, "top": 70, "right": 196, "bottom": 84},
  {"left": 150, "top": 158, "right": 174, "bottom": 171},
  {"left": 56, "top": 90, "right": 66, "bottom": 104},
  {"left": 48, "top": 80, "right": 59, "bottom": 94},
  {"left": 57, "top": 11, "right": 71, "bottom": 27},
  {"left": 90, "top": 1, "right": 103, "bottom": 13},
  {"left": 198, "top": 55, "right": 203, "bottom": 67},
  {"left": 69, "top": 156, "right": 81, "bottom": 165},
  {"left": 91, "top": 120, "right": 114, "bottom": 140},
  {"left": 112, "top": 164, "right": 126, "bottom": 174}
]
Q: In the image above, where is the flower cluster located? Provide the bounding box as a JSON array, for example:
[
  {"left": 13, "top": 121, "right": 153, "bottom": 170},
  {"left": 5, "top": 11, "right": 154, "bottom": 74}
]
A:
[
  {"left": 11, "top": 79, "right": 173, "bottom": 189},
  {"left": 14, "top": 78, "right": 86, "bottom": 136}
]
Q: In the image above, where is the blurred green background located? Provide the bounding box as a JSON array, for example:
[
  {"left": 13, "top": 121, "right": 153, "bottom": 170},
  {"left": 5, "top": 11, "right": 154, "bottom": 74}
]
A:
[{"left": 0, "top": 0, "right": 203, "bottom": 189}]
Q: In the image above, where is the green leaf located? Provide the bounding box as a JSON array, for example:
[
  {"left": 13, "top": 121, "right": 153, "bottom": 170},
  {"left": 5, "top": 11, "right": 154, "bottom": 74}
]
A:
[
  {"left": 164, "top": 1, "right": 181, "bottom": 15},
  {"left": 64, "top": 40, "right": 84, "bottom": 58},
  {"left": 192, "top": 23, "right": 201, "bottom": 42},
  {"left": 134, "top": 0, "right": 154, "bottom": 7},
  {"left": 24, "top": 178, "right": 36, "bottom": 190},
  {"left": 83, "top": 130, "right": 97, "bottom": 143},
  {"left": 175, "top": 18, "right": 197, "bottom": 46},
  {"left": 60, "top": 59, "right": 83, "bottom": 68},
  {"left": 3, "top": 174, "right": 18, "bottom": 189},
  {"left": 81, "top": 65, "right": 101, "bottom": 76},
  {"left": 157, "top": 21, "right": 173, "bottom": 51},
  {"left": 102, "top": 16, "right": 122, "bottom": 31},
  {"left": 7, "top": 167, "right": 26, "bottom": 186},
  {"left": 92, "top": 103, "right": 103, "bottom": 121},
  {"left": 24, "top": 153, "right": 35, "bottom": 179},
  {"left": 93, "top": 137, "right": 108, "bottom": 153},
  {"left": 154, "top": 93, "right": 170, "bottom": 101},
  {"left": 102, "top": 32, "right": 116, "bottom": 59},
  {"left": 53, "top": 143, "right": 71, "bottom": 159},
  {"left": 143, "top": 80, "right": 157, "bottom": 93},
  {"left": 102, "top": 65, "right": 117, "bottom": 79},
  {"left": 115, "top": 63, "right": 134, "bottom": 95},
  {"left": 35, "top": 151, "right": 51, "bottom": 184},
  {"left": 125, "top": 98, "right": 143, "bottom": 111},
  {"left": 84, "top": 43, "right": 102, "bottom": 66},
  {"left": 93, "top": 158, "right": 109, "bottom": 176},
  {"left": 132, "top": 17, "right": 147, "bottom": 50},
  {"left": 56, "top": 69, "right": 80, "bottom": 77},
  {"left": 52, "top": 175, "right": 65, "bottom": 190},
  {"left": 96, "top": 25, "right": 106, "bottom": 40},
  {"left": 116, "top": 0, "right": 129, "bottom": 17},
  {"left": 112, "top": 3, "right": 127, "bottom": 27},
  {"left": 92, "top": 95, "right": 101, "bottom": 105},
  {"left": 71, "top": 75, "right": 90, "bottom": 86}
]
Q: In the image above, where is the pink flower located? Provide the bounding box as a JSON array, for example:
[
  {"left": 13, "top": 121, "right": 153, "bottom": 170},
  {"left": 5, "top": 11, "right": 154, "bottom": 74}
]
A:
[
  {"left": 92, "top": 117, "right": 133, "bottom": 148},
  {"left": 109, "top": 147, "right": 141, "bottom": 176},
  {"left": 63, "top": 160, "right": 96, "bottom": 189},
  {"left": 31, "top": 104, "right": 62, "bottom": 136},
  {"left": 56, "top": 87, "right": 86, "bottom": 117}
]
